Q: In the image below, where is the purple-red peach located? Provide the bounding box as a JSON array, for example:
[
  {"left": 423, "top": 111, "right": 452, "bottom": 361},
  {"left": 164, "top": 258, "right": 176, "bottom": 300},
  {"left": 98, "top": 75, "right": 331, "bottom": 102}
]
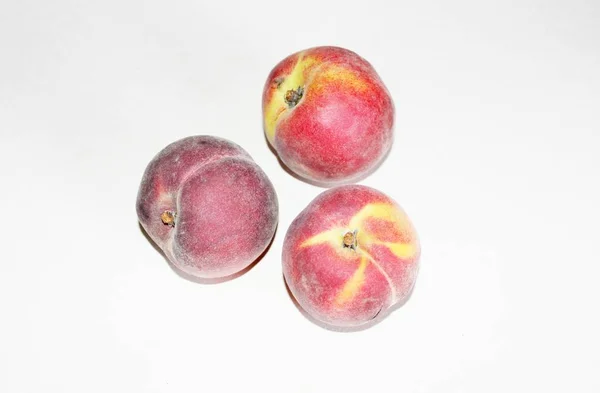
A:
[{"left": 136, "top": 136, "right": 278, "bottom": 279}]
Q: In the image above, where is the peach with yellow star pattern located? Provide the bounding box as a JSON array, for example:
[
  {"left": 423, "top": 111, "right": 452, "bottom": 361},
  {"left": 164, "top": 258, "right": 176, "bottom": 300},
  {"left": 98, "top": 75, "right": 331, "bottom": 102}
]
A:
[{"left": 283, "top": 185, "right": 420, "bottom": 328}]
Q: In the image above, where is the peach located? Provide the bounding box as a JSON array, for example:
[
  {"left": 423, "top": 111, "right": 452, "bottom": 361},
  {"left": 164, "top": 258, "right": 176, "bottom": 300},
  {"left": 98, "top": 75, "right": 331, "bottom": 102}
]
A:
[
  {"left": 282, "top": 185, "right": 420, "bottom": 327},
  {"left": 136, "top": 136, "right": 278, "bottom": 279},
  {"left": 262, "top": 46, "right": 394, "bottom": 186}
]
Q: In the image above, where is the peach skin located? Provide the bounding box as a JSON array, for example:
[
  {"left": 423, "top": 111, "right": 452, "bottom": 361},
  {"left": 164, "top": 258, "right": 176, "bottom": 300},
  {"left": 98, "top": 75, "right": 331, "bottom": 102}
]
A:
[
  {"left": 262, "top": 46, "right": 394, "bottom": 186},
  {"left": 282, "top": 185, "right": 420, "bottom": 327},
  {"left": 136, "top": 136, "right": 278, "bottom": 279}
]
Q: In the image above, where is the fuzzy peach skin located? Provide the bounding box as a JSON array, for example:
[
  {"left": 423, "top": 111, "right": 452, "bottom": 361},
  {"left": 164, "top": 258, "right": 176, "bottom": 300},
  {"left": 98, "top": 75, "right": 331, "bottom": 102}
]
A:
[
  {"left": 136, "top": 136, "right": 278, "bottom": 279},
  {"left": 282, "top": 185, "right": 419, "bottom": 327},
  {"left": 262, "top": 46, "right": 394, "bottom": 185}
]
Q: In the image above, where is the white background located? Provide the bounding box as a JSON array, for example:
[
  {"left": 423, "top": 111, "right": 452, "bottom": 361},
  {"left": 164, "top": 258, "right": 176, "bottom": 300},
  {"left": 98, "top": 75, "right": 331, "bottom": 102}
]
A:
[{"left": 1, "top": 1, "right": 599, "bottom": 392}]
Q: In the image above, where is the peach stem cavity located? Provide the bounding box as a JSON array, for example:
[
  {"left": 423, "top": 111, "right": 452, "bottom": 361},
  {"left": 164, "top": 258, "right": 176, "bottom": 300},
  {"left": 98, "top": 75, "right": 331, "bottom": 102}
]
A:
[
  {"left": 160, "top": 210, "right": 176, "bottom": 227},
  {"left": 284, "top": 86, "right": 304, "bottom": 107},
  {"left": 343, "top": 230, "right": 358, "bottom": 250}
]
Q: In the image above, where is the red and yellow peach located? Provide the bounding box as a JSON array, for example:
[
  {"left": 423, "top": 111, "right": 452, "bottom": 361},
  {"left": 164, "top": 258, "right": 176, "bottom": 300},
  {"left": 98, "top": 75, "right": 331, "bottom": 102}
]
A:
[
  {"left": 282, "top": 185, "right": 420, "bottom": 327},
  {"left": 262, "top": 46, "right": 394, "bottom": 185}
]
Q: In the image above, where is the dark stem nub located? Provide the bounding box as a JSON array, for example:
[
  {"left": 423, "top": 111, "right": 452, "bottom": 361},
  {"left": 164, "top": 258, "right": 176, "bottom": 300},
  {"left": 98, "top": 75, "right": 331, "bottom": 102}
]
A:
[
  {"left": 343, "top": 230, "right": 358, "bottom": 250},
  {"left": 161, "top": 210, "right": 176, "bottom": 227},
  {"left": 284, "top": 86, "right": 304, "bottom": 108}
]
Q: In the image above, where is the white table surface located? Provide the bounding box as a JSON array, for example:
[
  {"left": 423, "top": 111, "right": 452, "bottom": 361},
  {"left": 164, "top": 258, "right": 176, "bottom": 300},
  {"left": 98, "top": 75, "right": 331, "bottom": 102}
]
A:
[{"left": 1, "top": 1, "right": 598, "bottom": 392}]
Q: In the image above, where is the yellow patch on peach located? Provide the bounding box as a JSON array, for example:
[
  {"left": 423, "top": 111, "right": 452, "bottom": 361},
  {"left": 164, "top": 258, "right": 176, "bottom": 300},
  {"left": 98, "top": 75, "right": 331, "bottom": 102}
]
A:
[
  {"left": 298, "top": 203, "right": 418, "bottom": 305},
  {"left": 263, "top": 54, "right": 317, "bottom": 143},
  {"left": 263, "top": 56, "right": 369, "bottom": 144},
  {"left": 310, "top": 64, "right": 369, "bottom": 93},
  {"left": 377, "top": 241, "right": 416, "bottom": 259},
  {"left": 300, "top": 228, "right": 341, "bottom": 248},
  {"left": 335, "top": 255, "right": 368, "bottom": 305}
]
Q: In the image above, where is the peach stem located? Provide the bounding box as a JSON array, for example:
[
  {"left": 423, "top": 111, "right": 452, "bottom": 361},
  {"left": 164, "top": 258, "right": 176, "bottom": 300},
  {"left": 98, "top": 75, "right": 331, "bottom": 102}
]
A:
[
  {"left": 284, "top": 86, "right": 304, "bottom": 107},
  {"left": 160, "top": 210, "right": 176, "bottom": 227},
  {"left": 343, "top": 230, "right": 357, "bottom": 250}
]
